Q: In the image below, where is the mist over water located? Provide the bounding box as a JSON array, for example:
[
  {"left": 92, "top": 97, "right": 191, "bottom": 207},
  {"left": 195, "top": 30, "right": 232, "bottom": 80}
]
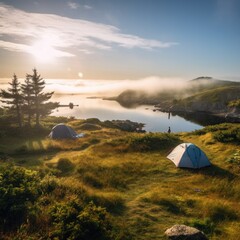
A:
[
  {"left": 44, "top": 77, "right": 187, "bottom": 96},
  {"left": 0, "top": 78, "right": 203, "bottom": 132},
  {"left": 51, "top": 92, "right": 202, "bottom": 133}
]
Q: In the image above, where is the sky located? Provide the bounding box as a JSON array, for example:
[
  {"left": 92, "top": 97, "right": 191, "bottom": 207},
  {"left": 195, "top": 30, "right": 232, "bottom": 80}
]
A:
[{"left": 0, "top": 0, "right": 240, "bottom": 81}]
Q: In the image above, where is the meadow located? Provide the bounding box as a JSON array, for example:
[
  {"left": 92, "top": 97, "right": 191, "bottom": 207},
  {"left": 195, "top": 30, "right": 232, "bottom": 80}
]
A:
[{"left": 0, "top": 117, "right": 239, "bottom": 239}]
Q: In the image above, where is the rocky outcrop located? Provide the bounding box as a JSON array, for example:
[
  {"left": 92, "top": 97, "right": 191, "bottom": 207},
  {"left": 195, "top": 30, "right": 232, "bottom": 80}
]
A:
[
  {"left": 165, "top": 224, "right": 208, "bottom": 240},
  {"left": 168, "top": 86, "right": 240, "bottom": 120}
]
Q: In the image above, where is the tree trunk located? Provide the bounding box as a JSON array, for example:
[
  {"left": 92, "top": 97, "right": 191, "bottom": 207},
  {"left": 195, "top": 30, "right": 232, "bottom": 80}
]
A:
[
  {"left": 16, "top": 105, "right": 22, "bottom": 128},
  {"left": 35, "top": 97, "right": 40, "bottom": 126}
]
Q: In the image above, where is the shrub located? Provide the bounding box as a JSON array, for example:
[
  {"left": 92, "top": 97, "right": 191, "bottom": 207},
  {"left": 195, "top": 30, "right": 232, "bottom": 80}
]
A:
[
  {"left": 50, "top": 201, "right": 114, "bottom": 240},
  {"left": 0, "top": 165, "right": 40, "bottom": 230},
  {"left": 107, "top": 133, "right": 180, "bottom": 152},
  {"left": 56, "top": 158, "right": 75, "bottom": 173},
  {"left": 213, "top": 127, "right": 240, "bottom": 144},
  {"left": 40, "top": 175, "right": 59, "bottom": 194},
  {"left": 193, "top": 124, "right": 240, "bottom": 144},
  {"left": 128, "top": 133, "right": 180, "bottom": 152},
  {"left": 185, "top": 218, "right": 218, "bottom": 236},
  {"left": 78, "top": 123, "right": 102, "bottom": 131}
]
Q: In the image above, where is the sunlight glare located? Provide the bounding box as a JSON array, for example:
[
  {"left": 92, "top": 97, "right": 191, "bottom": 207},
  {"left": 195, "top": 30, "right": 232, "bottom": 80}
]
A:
[
  {"left": 78, "top": 72, "right": 83, "bottom": 78},
  {"left": 30, "top": 36, "right": 59, "bottom": 63}
]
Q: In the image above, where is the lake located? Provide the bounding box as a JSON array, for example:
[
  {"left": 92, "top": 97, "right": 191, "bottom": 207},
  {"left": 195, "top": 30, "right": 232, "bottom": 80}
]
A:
[
  {"left": 0, "top": 78, "right": 226, "bottom": 132},
  {"left": 51, "top": 94, "right": 203, "bottom": 132}
]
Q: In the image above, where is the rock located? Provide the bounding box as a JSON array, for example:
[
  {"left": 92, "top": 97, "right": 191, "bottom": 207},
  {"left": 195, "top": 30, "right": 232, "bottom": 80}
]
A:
[{"left": 164, "top": 224, "right": 208, "bottom": 240}]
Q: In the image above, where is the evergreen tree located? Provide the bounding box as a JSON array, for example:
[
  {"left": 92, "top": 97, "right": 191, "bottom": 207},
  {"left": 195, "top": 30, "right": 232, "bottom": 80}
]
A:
[
  {"left": 27, "top": 69, "right": 57, "bottom": 126},
  {"left": 21, "top": 75, "right": 33, "bottom": 126},
  {"left": 0, "top": 74, "right": 23, "bottom": 128}
]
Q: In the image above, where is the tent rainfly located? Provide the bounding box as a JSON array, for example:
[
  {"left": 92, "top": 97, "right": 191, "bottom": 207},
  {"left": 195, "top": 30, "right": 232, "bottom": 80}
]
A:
[
  {"left": 167, "top": 143, "right": 211, "bottom": 168},
  {"left": 49, "top": 123, "right": 78, "bottom": 139}
]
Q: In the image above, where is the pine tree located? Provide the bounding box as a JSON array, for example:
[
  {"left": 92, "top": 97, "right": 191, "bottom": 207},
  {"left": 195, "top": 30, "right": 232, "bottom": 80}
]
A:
[
  {"left": 21, "top": 75, "right": 33, "bottom": 126},
  {"left": 27, "top": 69, "right": 57, "bottom": 126},
  {"left": 0, "top": 74, "right": 23, "bottom": 128}
]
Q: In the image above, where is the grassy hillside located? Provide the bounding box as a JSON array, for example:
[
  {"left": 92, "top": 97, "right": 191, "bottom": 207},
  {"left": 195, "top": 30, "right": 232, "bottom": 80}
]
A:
[
  {"left": 0, "top": 119, "right": 239, "bottom": 239},
  {"left": 173, "top": 86, "right": 240, "bottom": 113},
  {"left": 111, "top": 78, "right": 240, "bottom": 110}
]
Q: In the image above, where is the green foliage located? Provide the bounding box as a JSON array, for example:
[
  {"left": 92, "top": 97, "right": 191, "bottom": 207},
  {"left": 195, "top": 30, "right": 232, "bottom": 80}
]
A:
[
  {"left": 0, "top": 69, "right": 59, "bottom": 128},
  {"left": 0, "top": 165, "right": 40, "bottom": 230},
  {"left": 193, "top": 123, "right": 231, "bottom": 135},
  {"left": 108, "top": 133, "right": 180, "bottom": 152},
  {"left": 193, "top": 123, "right": 240, "bottom": 144},
  {"left": 50, "top": 201, "right": 113, "bottom": 240},
  {"left": 56, "top": 158, "right": 75, "bottom": 174},
  {"left": 128, "top": 133, "right": 180, "bottom": 151},
  {"left": 213, "top": 127, "right": 240, "bottom": 143},
  {"left": 228, "top": 99, "right": 240, "bottom": 108},
  {"left": 185, "top": 218, "right": 218, "bottom": 236},
  {"left": 226, "top": 150, "right": 240, "bottom": 173},
  {"left": 78, "top": 123, "right": 102, "bottom": 131},
  {"left": 87, "top": 192, "right": 125, "bottom": 214},
  {"left": 40, "top": 175, "right": 59, "bottom": 194},
  {"left": 0, "top": 74, "right": 23, "bottom": 128}
]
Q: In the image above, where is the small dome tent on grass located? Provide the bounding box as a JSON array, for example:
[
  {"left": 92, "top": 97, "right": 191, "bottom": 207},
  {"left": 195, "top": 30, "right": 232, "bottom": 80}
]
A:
[
  {"left": 167, "top": 143, "right": 211, "bottom": 168},
  {"left": 49, "top": 123, "right": 84, "bottom": 139}
]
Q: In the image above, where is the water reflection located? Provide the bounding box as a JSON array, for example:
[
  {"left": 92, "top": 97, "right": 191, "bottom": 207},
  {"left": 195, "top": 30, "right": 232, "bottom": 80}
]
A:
[
  {"left": 51, "top": 94, "right": 203, "bottom": 132},
  {"left": 173, "top": 111, "right": 227, "bottom": 126}
]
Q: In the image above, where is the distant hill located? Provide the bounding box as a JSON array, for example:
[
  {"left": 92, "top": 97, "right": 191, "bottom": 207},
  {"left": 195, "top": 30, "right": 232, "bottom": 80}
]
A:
[
  {"left": 186, "top": 76, "right": 239, "bottom": 94},
  {"left": 171, "top": 86, "right": 240, "bottom": 113},
  {"left": 107, "top": 77, "right": 240, "bottom": 120}
]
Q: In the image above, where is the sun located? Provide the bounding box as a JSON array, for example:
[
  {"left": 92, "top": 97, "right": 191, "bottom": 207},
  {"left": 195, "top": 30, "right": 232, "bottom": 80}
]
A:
[
  {"left": 30, "top": 37, "right": 58, "bottom": 63},
  {"left": 78, "top": 72, "right": 84, "bottom": 78}
]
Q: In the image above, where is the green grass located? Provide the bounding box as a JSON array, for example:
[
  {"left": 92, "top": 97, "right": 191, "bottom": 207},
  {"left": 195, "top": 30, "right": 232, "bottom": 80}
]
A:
[{"left": 0, "top": 120, "right": 239, "bottom": 239}]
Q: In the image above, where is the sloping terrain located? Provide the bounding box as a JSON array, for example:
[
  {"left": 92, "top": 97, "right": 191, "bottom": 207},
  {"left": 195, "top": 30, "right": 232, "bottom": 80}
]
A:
[{"left": 0, "top": 119, "right": 239, "bottom": 239}]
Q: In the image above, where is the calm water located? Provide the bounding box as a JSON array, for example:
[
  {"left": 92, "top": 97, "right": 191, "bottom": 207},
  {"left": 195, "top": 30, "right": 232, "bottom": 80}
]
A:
[
  {"left": 0, "top": 78, "right": 226, "bottom": 132},
  {"left": 51, "top": 94, "right": 203, "bottom": 132}
]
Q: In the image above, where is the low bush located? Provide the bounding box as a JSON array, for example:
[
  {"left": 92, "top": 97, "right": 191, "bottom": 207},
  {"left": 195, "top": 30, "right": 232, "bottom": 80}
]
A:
[
  {"left": 40, "top": 175, "right": 59, "bottom": 194},
  {"left": 0, "top": 165, "right": 40, "bottom": 230},
  {"left": 128, "top": 133, "right": 180, "bottom": 152},
  {"left": 78, "top": 123, "right": 102, "bottom": 131},
  {"left": 193, "top": 123, "right": 240, "bottom": 144},
  {"left": 56, "top": 158, "right": 75, "bottom": 174},
  {"left": 107, "top": 133, "right": 180, "bottom": 152},
  {"left": 213, "top": 127, "right": 240, "bottom": 144},
  {"left": 50, "top": 201, "right": 114, "bottom": 240}
]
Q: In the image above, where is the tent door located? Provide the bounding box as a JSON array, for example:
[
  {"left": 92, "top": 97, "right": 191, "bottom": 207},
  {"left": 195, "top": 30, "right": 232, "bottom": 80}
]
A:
[{"left": 187, "top": 145, "right": 201, "bottom": 168}]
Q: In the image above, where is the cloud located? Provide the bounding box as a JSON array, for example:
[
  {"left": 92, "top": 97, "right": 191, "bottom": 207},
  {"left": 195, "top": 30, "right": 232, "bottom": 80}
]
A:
[
  {"left": 84, "top": 5, "right": 92, "bottom": 10},
  {"left": 67, "top": 1, "right": 79, "bottom": 9},
  {"left": 44, "top": 76, "right": 185, "bottom": 96},
  {"left": 67, "top": 1, "right": 92, "bottom": 10},
  {"left": 0, "top": 3, "right": 178, "bottom": 58}
]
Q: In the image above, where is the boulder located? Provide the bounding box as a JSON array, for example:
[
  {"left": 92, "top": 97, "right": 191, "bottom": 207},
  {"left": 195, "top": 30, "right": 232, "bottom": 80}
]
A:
[{"left": 164, "top": 224, "right": 208, "bottom": 240}]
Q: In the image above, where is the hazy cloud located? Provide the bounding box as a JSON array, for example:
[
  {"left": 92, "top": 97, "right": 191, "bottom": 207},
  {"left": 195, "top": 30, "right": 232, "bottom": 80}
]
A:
[
  {"left": 84, "top": 5, "right": 92, "bottom": 10},
  {"left": 67, "top": 1, "right": 79, "bottom": 9},
  {"left": 44, "top": 76, "right": 185, "bottom": 95},
  {"left": 0, "top": 3, "right": 178, "bottom": 58}
]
